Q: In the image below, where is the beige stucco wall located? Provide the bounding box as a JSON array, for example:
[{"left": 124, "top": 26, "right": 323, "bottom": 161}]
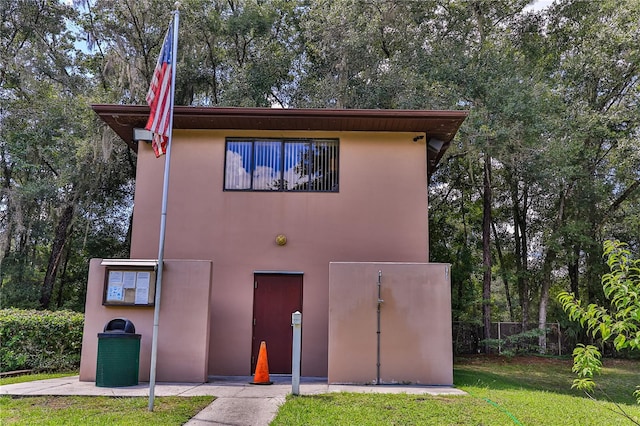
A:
[
  {"left": 328, "top": 262, "right": 452, "bottom": 385},
  {"left": 126, "top": 129, "right": 431, "bottom": 377},
  {"left": 79, "top": 258, "right": 212, "bottom": 382}
]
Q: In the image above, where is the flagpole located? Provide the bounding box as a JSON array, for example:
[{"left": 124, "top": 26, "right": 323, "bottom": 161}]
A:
[{"left": 148, "top": 6, "right": 179, "bottom": 412}]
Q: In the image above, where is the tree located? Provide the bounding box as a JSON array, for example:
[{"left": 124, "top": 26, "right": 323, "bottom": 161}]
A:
[
  {"left": 0, "top": 0, "right": 83, "bottom": 308},
  {"left": 558, "top": 240, "right": 640, "bottom": 410},
  {"left": 292, "top": 142, "right": 339, "bottom": 191},
  {"left": 1, "top": 0, "right": 638, "bottom": 327},
  {"left": 420, "top": 1, "right": 555, "bottom": 342},
  {"left": 1, "top": 0, "right": 135, "bottom": 310},
  {"left": 538, "top": 0, "right": 640, "bottom": 351}
]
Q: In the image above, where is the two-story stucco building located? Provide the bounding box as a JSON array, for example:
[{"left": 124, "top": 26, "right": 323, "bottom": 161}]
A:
[{"left": 79, "top": 106, "right": 467, "bottom": 385}]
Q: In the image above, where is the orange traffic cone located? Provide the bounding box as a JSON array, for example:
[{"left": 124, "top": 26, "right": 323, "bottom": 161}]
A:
[{"left": 250, "top": 341, "right": 273, "bottom": 385}]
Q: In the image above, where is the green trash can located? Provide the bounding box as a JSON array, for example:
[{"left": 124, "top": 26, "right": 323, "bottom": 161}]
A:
[{"left": 96, "top": 318, "right": 141, "bottom": 387}]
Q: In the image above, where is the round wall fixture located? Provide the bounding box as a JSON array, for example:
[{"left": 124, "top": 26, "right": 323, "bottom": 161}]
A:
[{"left": 275, "top": 234, "right": 287, "bottom": 246}]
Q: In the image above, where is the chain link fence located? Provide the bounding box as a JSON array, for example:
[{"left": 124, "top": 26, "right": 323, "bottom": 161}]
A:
[{"left": 453, "top": 322, "right": 576, "bottom": 356}]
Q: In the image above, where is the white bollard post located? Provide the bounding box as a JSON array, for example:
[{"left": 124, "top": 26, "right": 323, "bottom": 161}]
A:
[{"left": 291, "top": 311, "right": 302, "bottom": 395}]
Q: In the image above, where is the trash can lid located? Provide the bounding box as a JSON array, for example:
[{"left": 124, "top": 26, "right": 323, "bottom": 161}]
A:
[{"left": 104, "top": 318, "right": 135, "bottom": 333}]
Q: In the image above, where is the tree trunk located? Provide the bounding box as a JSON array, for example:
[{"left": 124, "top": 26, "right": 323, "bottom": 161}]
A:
[
  {"left": 55, "top": 233, "right": 73, "bottom": 309},
  {"left": 585, "top": 229, "right": 603, "bottom": 304},
  {"left": 538, "top": 248, "right": 556, "bottom": 353},
  {"left": 491, "top": 220, "right": 514, "bottom": 321},
  {"left": 539, "top": 186, "right": 569, "bottom": 352},
  {"left": 0, "top": 145, "right": 14, "bottom": 270},
  {"left": 510, "top": 177, "right": 529, "bottom": 329},
  {"left": 0, "top": 214, "right": 14, "bottom": 281},
  {"left": 15, "top": 205, "right": 35, "bottom": 286},
  {"left": 40, "top": 204, "right": 74, "bottom": 309},
  {"left": 482, "top": 154, "right": 492, "bottom": 351},
  {"left": 568, "top": 244, "right": 580, "bottom": 299}
]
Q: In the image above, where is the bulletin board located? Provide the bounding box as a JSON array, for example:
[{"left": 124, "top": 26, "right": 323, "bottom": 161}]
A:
[{"left": 103, "top": 267, "right": 156, "bottom": 307}]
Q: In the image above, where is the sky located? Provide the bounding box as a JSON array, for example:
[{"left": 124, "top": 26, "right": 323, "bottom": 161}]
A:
[{"left": 525, "top": 0, "right": 555, "bottom": 11}]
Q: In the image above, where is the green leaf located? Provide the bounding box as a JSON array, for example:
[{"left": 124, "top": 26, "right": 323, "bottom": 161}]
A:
[{"left": 613, "top": 334, "right": 627, "bottom": 350}]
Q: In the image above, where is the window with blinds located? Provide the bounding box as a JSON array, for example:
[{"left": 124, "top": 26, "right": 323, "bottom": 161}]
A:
[{"left": 224, "top": 138, "right": 339, "bottom": 192}]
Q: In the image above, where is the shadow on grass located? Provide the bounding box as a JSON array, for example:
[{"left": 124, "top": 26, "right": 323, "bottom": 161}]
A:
[{"left": 454, "top": 355, "right": 639, "bottom": 406}]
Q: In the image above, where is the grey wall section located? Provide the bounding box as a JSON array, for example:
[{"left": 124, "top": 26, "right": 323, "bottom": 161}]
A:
[
  {"left": 328, "top": 262, "right": 453, "bottom": 385},
  {"left": 79, "top": 258, "right": 212, "bottom": 383}
]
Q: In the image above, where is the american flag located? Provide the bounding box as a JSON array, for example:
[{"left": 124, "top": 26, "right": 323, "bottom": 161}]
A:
[{"left": 145, "top": 22, "right": 174, "bottom": 158}]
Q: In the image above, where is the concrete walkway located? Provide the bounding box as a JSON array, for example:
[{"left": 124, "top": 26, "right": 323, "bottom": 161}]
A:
[{"left": 1, "top": 375, "right": 466, "bottom": 426}]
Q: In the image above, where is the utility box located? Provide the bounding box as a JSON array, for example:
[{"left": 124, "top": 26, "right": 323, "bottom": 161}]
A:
[{"left": 96, "top": 318, "right": 141, "bottom": 387}]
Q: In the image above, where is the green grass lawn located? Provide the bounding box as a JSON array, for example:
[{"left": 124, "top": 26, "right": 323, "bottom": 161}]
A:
[
  {"left": 0, "top": 372, "right": 77, "bottom": 386},
  {"left": 2, "top": 357, "right": 638, "bottom": 425},
  {"left": 272, "top": 356, "right": 640, "bottom": 426},
  {"left": 1, "top": 372, "right": 214, "bottom": 426},
  {"left": 0, "top": 395, "right": 214, "bottom": 425}
]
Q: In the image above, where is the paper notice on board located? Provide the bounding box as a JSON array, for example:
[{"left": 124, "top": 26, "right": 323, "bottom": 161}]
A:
[
  {"left": 107, "top": 283, "right": 124, "bottom": 301},
  {"left": 136, "top": 271, "right": 150, "bottom": 289},
  {"left": 123, "top": 272, "right": 137, "bottom": 289},
  {"left": 108, "top": 271, "right": 123, "bottom": 284},
  {"left": 135, "top": 287, "right": 149, "bottom": 304}
]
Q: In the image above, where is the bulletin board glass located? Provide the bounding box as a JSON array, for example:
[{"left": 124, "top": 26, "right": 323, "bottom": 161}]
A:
[{"left": 103, "top": 267, "right": 156, "bottom": 306}]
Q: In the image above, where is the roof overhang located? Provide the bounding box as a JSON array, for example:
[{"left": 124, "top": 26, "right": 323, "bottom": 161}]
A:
[{"left": 91, "top": 105, "right": 468, "bottom": 177}]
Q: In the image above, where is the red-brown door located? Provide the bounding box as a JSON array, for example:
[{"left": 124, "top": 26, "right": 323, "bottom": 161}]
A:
[{"left": 251, "top": 273, "right": 303, "bottom": 374}]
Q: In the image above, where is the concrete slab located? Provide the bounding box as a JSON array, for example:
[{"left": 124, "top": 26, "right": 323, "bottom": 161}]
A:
[
  {"left": 185, "top": 396, "right": 286, "bottom": 426},
  {"left": 326, "top": 384, "right": 467, "bottom": 395},
  {"left": 180, "top": 385, "right": 246, "bottom": 397}
]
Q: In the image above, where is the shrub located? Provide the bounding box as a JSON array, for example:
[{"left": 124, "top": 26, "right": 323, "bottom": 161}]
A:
[
  {"left": 482, "top": 328, "right": 547, "bottom": 357},
  {"left": 558, "top": 240, "right": 640, "bottom": 405},
  {"left": 0, "top": 309, "right": 84, "bottom": 372}
]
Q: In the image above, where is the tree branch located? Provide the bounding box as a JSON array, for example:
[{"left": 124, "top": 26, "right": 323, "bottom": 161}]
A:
[{"left": 607, "top": 180, "right": 640, "bottom": 214}]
